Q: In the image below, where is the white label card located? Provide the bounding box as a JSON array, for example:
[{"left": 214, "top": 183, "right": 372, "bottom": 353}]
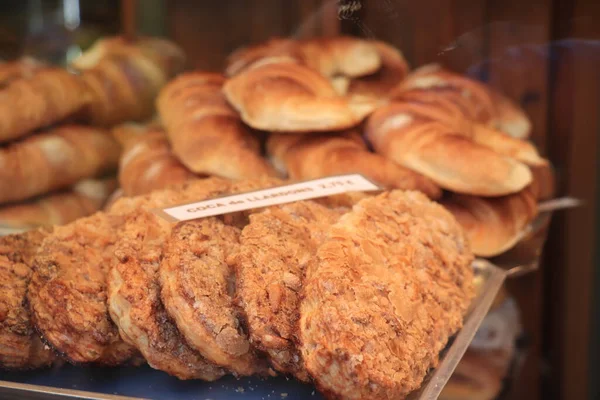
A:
[{"left": 155, "top": 174, "right": 381, "bottom": 222}]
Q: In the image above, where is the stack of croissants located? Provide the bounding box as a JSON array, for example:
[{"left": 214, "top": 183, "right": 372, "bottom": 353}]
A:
[{"left": 0, "top": 34, "right": 553, "bottom": 259}]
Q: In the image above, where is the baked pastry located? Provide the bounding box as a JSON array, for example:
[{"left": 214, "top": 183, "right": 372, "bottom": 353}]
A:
[
  {"left": 0, "top": 68, "right": 88, "bottom": 143},
  {"left": 441, "top": 188, "right": 538, "bottom": 257},
  {"left": 300, "top": 191, "right": 475, "bottom": 399},
  {"left": 365, "top": 108, "right": 532, "bottom": 196},
  {"left": 223, "top": 60, "right": 377, "bottom": 132},
  {"left": 28, "top": 212, "right": 138, "bottom": 365},
  {"left": 226, "top": 36, "right": 381, "bottom": 79},
  {"left": 0, "top": 57, "right": 44, "bottom": 86},
  {"left": 109, "top": 177, "right": 281, "bottom": 379},
  {"left": 233, "top": 201, "right": 342, "bottom": 380},
  {"left": 267, "top": 131, "right": 441, "bottom": 199},
  {"left": 0, "top": 125, "right": 120, "bottom": 204},
  {"left": 0, "top": 178, "right": 117, "bottom": 228},
  {"left": 386, "top": 93, "right": 545, "bottom": 166},
  {"left": 157, "top": 72, "right": 277, "bottom": 179},
  {"left": 393, "top": 64, "right": 531, "bottom": 139},
  {"left": 72, "top": 36, "right": 186, "bottom": 126},
  {"left": 0, "top": 230, "right": 56, "bottom": 370},
  {"left": 346, "top": 41, "right": 410, "bottom": 99},
  {"left": 113, "top": 123, "right": 197, "bottom": 196}
]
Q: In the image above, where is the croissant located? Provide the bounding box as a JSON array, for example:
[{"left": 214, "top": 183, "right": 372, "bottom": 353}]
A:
[
  {"left": 112, "top": 123, "right": 198, "bottom": 196},
  {"left": 226, "top": 36, "right": 381, "bottom": 79},
  {"left": 0, "top": 68, "right": 88, "bottom": 143},
  {"left": 0, "top": 57, "right": 44, "bottom": 86},
  {"left": 267, "top": 131, "right": 441, "bottom": 199},
  {"left": 393, "top": 64, "right": 531, "bottom": 138},
  {"left": 365, "top": 109, "right": 532, "bottom": 196},
  {"left": 374, "top": 98, "right": 545, "bottom": 166},
  {"left": 346, "top": 41, "right": 410, "bottom": 99},
  {"left": 0, "top": 125, "right": 120, "bottom": 204},
  {"left": 223, "top": 61, "right": 377, "bottom": 132},
  {"left": 441, "top": 188, "right": 538, "bottom": 257},
  {"left": 72, "top": 36, "right": 186, "bottom": 126},
  {"left": 0, "top": 178, "right": 117, "bottom": 229},
  {"left": 158, "top": 72, "right": 278, "bottom": 179}
]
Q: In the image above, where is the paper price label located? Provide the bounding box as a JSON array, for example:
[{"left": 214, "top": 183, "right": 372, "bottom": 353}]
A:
[{"left": 154, "top": 174, "right": 381, "bottom": 222}]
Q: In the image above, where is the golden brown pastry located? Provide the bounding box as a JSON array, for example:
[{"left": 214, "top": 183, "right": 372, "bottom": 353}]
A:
[
  {"left": 113, "top": 123, "right": 197, "bottom": 196},
  {"left": 72, "top": 36, "right": 186, "bottom": 126},
  {"left": 300, "top": 191, "right": 475, "bottom": 399},
  {"left": 0, "top": 230, "right": 56, "bottom": 370},
  {"left": 233, "top": 201, "right": 343, "bottom": 380},
  {"left": 267, "top": 131, "right": 442, "bottom": 199},
  {"left": 223, "top": 60, "right": 377, "bottom": 132},
  {"left": 365, "top": 106, "right": 533, "bottom": 196},
  {"left": 0, "top": 178, "right": 117, "bottom": 229},
  {"left": 0, "top": 125, "right": 120, "bottom": 204},
  {"left": 158, "top": 72, "right": 277, "bottom": 179},
  {"left": 0, "top": 57, "right": 44, "bottom": 86},
  {"left": 383, "top": 94, "right": 544, "bottom": 166},
  {"left": 346, "top": 41, "right": 410, "bottom": 99},
  {"left": 0, "top": 68, "right": 88, "bottom": 143},
  {"left": 226, "top": 36, "right": 381, "bottom": 79},
  {"left": 441, "top": 188, "right": 538, "bottom": 257},
  {"left": 28, "top": 212, "right": 139, "bottom": 365},
  {"left": 393, "top": 64, "right": 532, "bottom": 139}
]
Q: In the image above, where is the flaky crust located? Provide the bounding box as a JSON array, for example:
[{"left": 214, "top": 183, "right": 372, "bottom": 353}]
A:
[
  {"left": 233, "top": 202, "right": 342, "bottom": 380},
  {"left": 441, "top": 189, "right": 538, "bottom": 257},
  {"left": 223, "top": 61, "right": 377, "bottom": 132},
  {"left": 113, "top": 123, "right": 197, "bottom": 196},
  {"left": 0, "top": 178, "right": 117, "bottom": 229},
  {"left": 267, "top": 131, "right": 441, "bottom": 199},
  {"left": 160, "top": 219, "right": 263, "bottom": 376},
  {"left": 109, "top": 177, "right": 282, "bottom": 379},
  {"left": 0, "top": 230, "right": 55, "bottom": 370},
  {"left": 300, "top": 191, "right": 475, "bottom": 399},
  {"left": 0, "top": 68, "right": 88, "bottom": 143},
  {"left": 27, "top": 213, "right": 137, "bottom": 365},
  {"left": 157, "top": 72, "right": 276, "bottom": 179},
  {"left": 365, "top": 108, "right": 533, "bottom": 196},
  {"left": 0, "top": 125, "right": 120, "bottom": 205}
]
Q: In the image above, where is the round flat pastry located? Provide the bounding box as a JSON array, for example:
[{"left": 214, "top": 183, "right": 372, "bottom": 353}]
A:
[
  {"left": 300, "top": 191, "right": 475, "bottom": 400},
  {"left": 109, "top": 177, "right": 282, "bottom": 379},
  {"left": 109, "top": 179, "right": 231, "bottom": 380},
  {"left": 158, "top": 178, "right": 285, "bottom": 376},
  {"left": 233, "top": 201, "right": 342, "bottom": 380},
  {"left": 28, "top": 213, "right": 137, "bottom": 365},
  {"left": 0, "top": 230, "right": 55, "bottom": 370}
]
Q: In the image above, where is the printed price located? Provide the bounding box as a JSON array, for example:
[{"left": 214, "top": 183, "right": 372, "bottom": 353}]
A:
[{"left": 154, "top": 174, "right": 381, "bottom": 222}]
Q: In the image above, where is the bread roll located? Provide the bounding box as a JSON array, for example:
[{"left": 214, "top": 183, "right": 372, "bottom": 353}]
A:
[
  {"left": 72, "top": 36, "right": 186, "bottom": 126},
  {"left": 393, "top": 64, "right": 531, "bottom": 138},
  {"left": 441, "top": 189, "right": 538, "bottom": 257},
  {"left": 158, "top": 72, "right": 277, "bottom": 179},
  {"left": 0, "top": 68, "right": 88, "bottom": 143},
  {"left": 0, "top": 57, "right": 44, "bottom": 86},
  {"left": 267, "top": 131, "right": 442, "bottom": 199},
  {"left": 113, "top": 123, "right": 198, "bottom": 196},
  {"left": 346, "top": 41, "right": 409, "bottom": 99},
  {"left": 224, "top": 61, "right": 377, "bottom": 132},
  {"left": 0, "top": 125, "right": 120, "bottom": 204},
  {"left": 0, "top": 178, "right": 117, "bottom": 228},
  {"left": 226, "top": 36, "right": 381, "bottom": 79},
  {"left": 366, "top": 106, "right": 532, "bottom": 196}
]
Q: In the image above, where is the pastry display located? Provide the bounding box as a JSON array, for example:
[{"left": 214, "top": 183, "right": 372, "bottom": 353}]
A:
[{"left": 0, "top": 29, "right": 555, "bottom": 400}]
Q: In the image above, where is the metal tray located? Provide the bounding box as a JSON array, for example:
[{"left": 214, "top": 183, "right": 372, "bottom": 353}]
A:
[{"left": 0, "top": 260, "right": 506, "bottom": 400}]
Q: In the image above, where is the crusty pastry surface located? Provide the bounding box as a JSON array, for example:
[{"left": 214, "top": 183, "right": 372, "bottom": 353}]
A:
[{"left": 300, "top": 190, "right": 475, "bottom": 399}]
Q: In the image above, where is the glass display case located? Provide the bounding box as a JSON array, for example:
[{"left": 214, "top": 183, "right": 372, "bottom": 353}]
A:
[{"left": 0, "top": 1, "right": 597, "bottom": 399}]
